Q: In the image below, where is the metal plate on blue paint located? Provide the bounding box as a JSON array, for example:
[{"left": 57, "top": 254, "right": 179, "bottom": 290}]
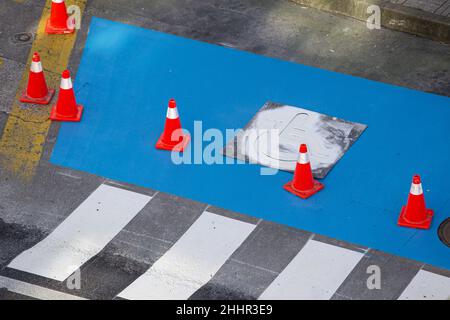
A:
[{"left": 223, "top": 101, "right": 367, "bottom": 178}]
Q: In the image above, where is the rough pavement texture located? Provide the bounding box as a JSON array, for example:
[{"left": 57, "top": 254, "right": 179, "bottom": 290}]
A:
[
  {"left": 394, "top": 0, "right": 450, "bottom": 17},
  {"left": 290, "top": 0, "right": 450, "bottom": 44}
]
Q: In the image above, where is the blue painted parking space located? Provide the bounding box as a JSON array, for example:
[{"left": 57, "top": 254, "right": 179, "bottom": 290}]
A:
[{"left": 51, "top": 17, "right": 450, "bottom": 269}]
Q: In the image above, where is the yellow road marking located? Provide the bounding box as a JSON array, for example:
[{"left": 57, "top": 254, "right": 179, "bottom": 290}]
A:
[{"left": 0, "top": 0, "right": 86, "bottom": 180}]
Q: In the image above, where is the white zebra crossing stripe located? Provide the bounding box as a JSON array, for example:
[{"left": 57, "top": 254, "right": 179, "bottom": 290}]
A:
[
  {"left": 8, "top": 184, "right": 152, "bottom": 281},
  {"left": 259, "top": 240, "right": 364, "bottom": 300},
  {"left": 0, "top": 276, "right": 86, "bottom": 300},
  {"left": 117, "top": 211, "right": 256, "bottom": 300},
  {"left": 398, "top": 270, "right": 450, "bottom": 300}
]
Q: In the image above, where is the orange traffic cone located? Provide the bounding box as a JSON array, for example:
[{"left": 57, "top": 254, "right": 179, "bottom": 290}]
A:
[
  {"left": 284, "top": 144, "right": 324, "bottom": 199},
  {"left": 155, "top": 99, "right": 190, "bottom": 152},
  {"left": 398, "top": 175, "right": 434, "bottom": 229},
  {"left": 46, "top": 0, "right": 75, "bottom": 34},
  {"left": 20, "top": 52, "right": 55, "bottom": 104},
  {"left": 50, "top": 70, "right": 83, "bottom": 122}
]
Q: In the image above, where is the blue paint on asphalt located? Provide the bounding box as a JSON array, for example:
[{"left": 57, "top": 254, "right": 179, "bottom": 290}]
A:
[{"left": 51, "top": 17, "right": 450, "bottom": 269}]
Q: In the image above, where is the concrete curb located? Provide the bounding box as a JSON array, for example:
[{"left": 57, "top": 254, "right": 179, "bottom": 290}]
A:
[{"left": 290, "top": 0, "right": 450, "bottom": 44}]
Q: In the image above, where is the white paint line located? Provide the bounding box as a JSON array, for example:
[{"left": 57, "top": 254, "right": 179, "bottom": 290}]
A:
[
  {"left": 118, "top": 211, "right": 256, "bottom": 300},
  {"left": 55, "top": 171, "right": 82, "bottom": 179},
  {"left": 0, "top": 276, "right": 86, "bottom": 300},
  {"left": 398, "top": 270, "right": 450, "bottom": 300},
  {"left": 259, "top": 240, "right": 363, "bottom": 300},
  {"left": 8, "top": 184, "right": 152, "bottom": 281}
]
